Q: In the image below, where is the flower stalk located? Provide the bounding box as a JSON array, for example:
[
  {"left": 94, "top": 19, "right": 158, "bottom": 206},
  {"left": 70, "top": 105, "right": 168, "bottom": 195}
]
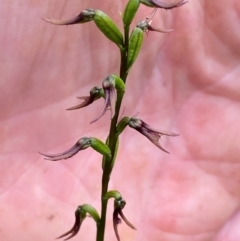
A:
[{"left": 41, "top": 1, "right": 187, "bottom": 241}]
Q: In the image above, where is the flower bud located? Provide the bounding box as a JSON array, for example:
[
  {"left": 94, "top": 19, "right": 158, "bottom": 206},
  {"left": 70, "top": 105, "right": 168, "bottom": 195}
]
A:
[
  {"left": 127, "top": 26, "right": 144, "bottom": 72},
  {"left": 94, "top": 10, "right": 124, "bottom": 47},
  {"left": 123, "top": 0, "right": 140, "bottom": 26}
]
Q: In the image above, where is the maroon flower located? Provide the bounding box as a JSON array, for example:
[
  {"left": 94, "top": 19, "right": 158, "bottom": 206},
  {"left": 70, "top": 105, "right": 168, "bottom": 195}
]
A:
[
  {"left": 67, "top": 86, "right": 103, "bottom": 110},
  {"left": 91, "top": 76, "right": 116, "bottom": 124},
  {"left": 39, "top": 137, "right": 91, "bottom": 161},
  {"left": 113, "top": 199, "right": 136, "bottom": 241},
  {"left": 128, "top": 118, "right": 179, "bottom": 153},
  {"left": 56, "top": 207, "right": 86, "bottom": 241}
]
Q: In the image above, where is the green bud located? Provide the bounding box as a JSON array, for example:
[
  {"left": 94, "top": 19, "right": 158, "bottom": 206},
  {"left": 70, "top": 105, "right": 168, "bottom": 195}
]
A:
[
  {"left": 116, "top": 117, "right": 130, "bottom": 136},
  {"left": 81, "top": 204, "right": 100, "bottom": 223},
  {"left": 104, "top": 190, "right": 122, "bottom": 201},
  {"left": 94, "top": 10, "right": 124, "bottom": 47},
  {"left": 89, "top": 137, "right": 111, "bottom": 159},
  {"left": 123, "top": 0, "right": 140, "bottom": 26},
  {"left": 127, "top": 26, "right": 144, "bottom": 72}
]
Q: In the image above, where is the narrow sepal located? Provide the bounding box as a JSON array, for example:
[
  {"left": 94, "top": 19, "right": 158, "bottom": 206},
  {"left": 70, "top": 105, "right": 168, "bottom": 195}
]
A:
[
  {"left": 140, "top": 0, "right": 188, "bottom": 9},
  {"left": 39, "top": 137, "right": 91, "bottom": 161},
  {"left": 118, "top": 209, "right": 136, "bottom": 230},
  {"left": 67, "top": 87, "right": 103, "bottom": 110},
  {"left": 94, "top": 10, "right": 124, "bottom": 47},
  {"left": 56, "top": 207, "right": 86, "bottom": 240},
  {"left": 128, "top": 118, "right": 179, "bottom": 153},
  {"left": 127, "top": 27, "right": 144, "bottom": 72},
  {"left": 113, "top": 208, "right": 121, "bottom": 241},
  {"left": 123, "top": 0, "right": 140, "bottom": 26},
  {"left": 137, "top": 19, "right": 173, "bottom": 33},
  {"left": 42, "top": 9, "right": 95, "bottom": 25},
  {"left": 89, "top": 137, "right": 111, "bottom": 159}
]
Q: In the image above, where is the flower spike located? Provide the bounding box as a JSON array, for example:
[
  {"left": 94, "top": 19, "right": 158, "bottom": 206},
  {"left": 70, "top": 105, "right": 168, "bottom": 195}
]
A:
[
  {"left": 67, "top": 86, "right": 104, "bottom": 110},
  {"left": 56, "top": 207, "right": 86, "bottom": 241},
  {"left": 42, "top": 9, "right": 95, "bottom": 25},
  {"left": 140, "top": 0, "right": 188, "bottom": 9},
  {"left": 128, "top": 118, "right": 179, "bottom": 153},
  {"left": 39, "top": 137, "right": 91, "bottom": 161}
]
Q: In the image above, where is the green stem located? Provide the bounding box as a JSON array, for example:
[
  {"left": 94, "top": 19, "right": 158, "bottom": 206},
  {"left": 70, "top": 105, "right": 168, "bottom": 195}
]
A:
[{"left": 96, "top": 24, "right": 130, "bottom": 241}]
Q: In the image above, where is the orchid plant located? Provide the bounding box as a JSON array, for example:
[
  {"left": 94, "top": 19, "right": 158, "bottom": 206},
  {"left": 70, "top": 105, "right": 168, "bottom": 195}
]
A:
[{"left": 41, "top": 0, "right": 187, "bottom": 241}]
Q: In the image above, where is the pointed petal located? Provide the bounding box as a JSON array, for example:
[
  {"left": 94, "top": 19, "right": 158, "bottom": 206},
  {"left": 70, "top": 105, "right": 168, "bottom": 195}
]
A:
[
  {"left": 147, "top": 25, "right": 173, "bottom": 33},
  {"left": 141, "top": 129, "right": 170, "bottom": 153},
  {"left": 39, "top": 138, "right": 90, "bottom": 161},
  {"left": 118, "top": 210, "right": 136, "bottom": 230},
  {"left": 90, "top": 90, "right": 110, "bottom": 124},
  {"left": 66, "top": 96, "right": 93, "bottom": 110},
  {"left": 42, "top": 14, "right": 85, "bottom": 25},
  {"left": 113, "top": 209, "right": 121, "bottom": 241},
  {"left": 57, "top": 223, "right": 82, "bottom": 240},
  {"left": 142, "top": 122, "right": 179, "bottom": 136}
]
